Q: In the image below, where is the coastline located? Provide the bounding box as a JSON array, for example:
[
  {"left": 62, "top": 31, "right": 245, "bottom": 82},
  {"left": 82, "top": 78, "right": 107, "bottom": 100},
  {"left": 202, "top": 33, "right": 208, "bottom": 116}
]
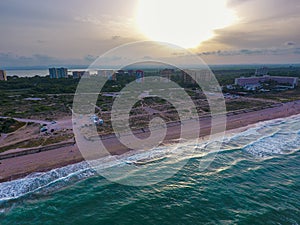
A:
[{"left": 1, "top": 100, "right": 300, "bottom": 183}]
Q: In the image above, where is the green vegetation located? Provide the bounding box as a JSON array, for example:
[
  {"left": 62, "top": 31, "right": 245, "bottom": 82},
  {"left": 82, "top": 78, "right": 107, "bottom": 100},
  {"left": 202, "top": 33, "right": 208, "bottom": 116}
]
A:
[
  {"left": 0, "top": 76, "right": 76, "bottom": 118},
  {"left": 0, "top": 118, "right": 26, "bottom": 133},
  {"left": 1, "top": 66, "right": 300, "bottom": 151},
  {"left": 1, "top": 66, "right": 300, "bottom": 121},
  {"left": 251, "top": 86, "right": 300, "bottom": 102},
  {"left": 225, "top": 100, "right": 273, "bottom": 112},
  {"left": 0, "top": 138, "right": 45, "bottom": 153},
  {"left": 0, "top": 132, "right": 74, "bottom": 153},
  {"left": 42, "top": 133, "right": 74, "bottom": 146}
]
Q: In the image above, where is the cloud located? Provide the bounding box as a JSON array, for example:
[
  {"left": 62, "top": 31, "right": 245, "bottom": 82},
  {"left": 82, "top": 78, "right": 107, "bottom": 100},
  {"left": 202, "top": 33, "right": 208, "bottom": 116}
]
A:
[
  {"left": 36, "top": 40, "right": 47, "bottom": 44},
  {"left": 74, "top": 15, "right": 103, "bottom": 25},
  {"left": 0, "top": 0, "right": 72, "bottom": 26},
  {"left": 284, "top": 41, "right": 296, "bottom": 46},
  {"left": 0, "top": 52, "right": 93, "bottom": 68},
  {"left": 197, "top": 0, "right": 300, "bottom": 53},
  {"left": 112, "top": 35, "right": 121, "bottom": 40},
  {"left": 1, "top": 0, "right": 300, "bottom": 66},
  {"left": 0, "top": 52, "right": 61, "bottom": 67},
  {"left": 198, "top": 46, "right": 300, "bottom": 57},
  {"left": 227, "top": 0, "right": 253, "bottom": 7},
  {"left": 84, "top": 55, "right": 99, "bottom": 62},
  {"left": 142, "top": 56, "right": 153, "bottom": 60}
]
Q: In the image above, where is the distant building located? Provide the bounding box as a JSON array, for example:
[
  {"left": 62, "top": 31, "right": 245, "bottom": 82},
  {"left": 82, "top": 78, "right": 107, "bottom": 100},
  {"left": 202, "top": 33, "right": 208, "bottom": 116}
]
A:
[
  {"left": 97, "top": 70, "right": 104, "bottom": 77},
  {"left": 235, "top": 75, "right": 298, "bottom": 88},
  {"left": 128, "top": 70, "right": 134, "bottom": 76},
  {"left": 181, "top": 70, "right": 195, "bottom": 84},
  {"left": 270, "top": 76, "right": 298, "bottom": 87},
  {"left": 136, "top": 70, "right": 144, "bottom": 83},
  {"left": 57, "top": 68, "right": 68, "bottom": 78},
  {"left": 72, "top": 71, "right": 89, "bottom": 79},
  {"left": 49, "top": 68, "right": 57, "bottom": 79},
  {"left": 109, "top": 73, "right": 117, "bottom": 81},
  {"left": 49, "top": 68, "right": 58, "bottom": 79},
  {"left": 160, "top": 69, "right": 175, "bottom": 80},
  {"left": 182, "top": 69, "right": 213, "bottom": 84},
  {"left": 117, "top": 70, "right": 125, "bottom": 75},
  {"left": 97, "top": 70, "right": 113, "bottom": 77},
  {"left": 49, "top": 68, "right": 68, "bottom": 79},
  {"left": 255, "top": 67, "right": 268, "bottom": 76},
  {"left": 0, "top": 70, "right": 7, "bottom": 81}
]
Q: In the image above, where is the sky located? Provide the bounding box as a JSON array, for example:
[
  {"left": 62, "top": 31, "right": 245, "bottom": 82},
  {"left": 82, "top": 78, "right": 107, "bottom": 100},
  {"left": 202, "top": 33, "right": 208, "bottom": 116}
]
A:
[{"left": 0, "top": 0, "right": 300, "bottom": 68}]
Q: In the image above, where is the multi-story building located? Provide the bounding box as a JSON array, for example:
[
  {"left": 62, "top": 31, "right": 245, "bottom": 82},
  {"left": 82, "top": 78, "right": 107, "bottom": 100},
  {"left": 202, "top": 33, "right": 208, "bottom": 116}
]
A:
[
  {"left": 255, "top": 67, "right": 269, "bottom": 76},
  {"left": 72, "top": 71, "right": 89, "bottom": 79},
  {"left": 128, "top": 70, "right": 134, "bottom": 76},
  {"left": 182, "top": 69, "right": 213, "bottom": 84},
  {"left": 182, "top": 70, "right": 195, "bottom": 84},
  {"left": 49, "top": 68, "right": 68, "bottom": 79},
  {"left": 0, "top": 70, "right": 7, "bottom": 81},
  {"left": 49, "top": 68, "right": 57, "bottom": 79},
  {"left": 97, "top": 70, "right": 116, "bottom": 80},
  {"left": 136, "top": 70, "right": 144, "bottom": 83},
  {"left": 57, "top": 68, "right": 68, "bottom": 78},
  {"left": 109, "top": 73, "right": 117, "bottom": 81},
  {"left": 97, "top": 70, "right": 114, "bottom": 77},
  {"left": 160, "top": 69, "right": 175, "bottom": 80},
  {"left": 270, "top": 76, "right": 298, "bottom": 87}
]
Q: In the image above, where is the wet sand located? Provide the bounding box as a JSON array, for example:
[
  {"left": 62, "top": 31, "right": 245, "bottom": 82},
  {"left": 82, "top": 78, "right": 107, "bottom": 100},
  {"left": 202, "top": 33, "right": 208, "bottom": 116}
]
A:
[{"left": 1, "top": 100, "right": 300, "bottom": 183}]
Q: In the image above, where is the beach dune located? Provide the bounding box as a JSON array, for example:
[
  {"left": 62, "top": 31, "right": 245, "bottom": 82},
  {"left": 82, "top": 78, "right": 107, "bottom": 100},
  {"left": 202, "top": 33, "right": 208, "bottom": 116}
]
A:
[{"left": 1, "top": 100, "right": 300, "bottom": 183}]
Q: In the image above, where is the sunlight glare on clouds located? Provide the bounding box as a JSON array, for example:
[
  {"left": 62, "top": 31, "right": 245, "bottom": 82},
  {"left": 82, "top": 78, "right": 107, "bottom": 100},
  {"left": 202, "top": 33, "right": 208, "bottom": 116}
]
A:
[{"left": 136, "top": 0, "right": 238, "bottom": 48}]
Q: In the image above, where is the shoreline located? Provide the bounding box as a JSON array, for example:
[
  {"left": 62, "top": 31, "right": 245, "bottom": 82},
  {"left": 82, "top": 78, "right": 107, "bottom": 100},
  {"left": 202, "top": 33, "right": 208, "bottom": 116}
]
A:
[{"left": 1, "top": 100, "right": 300, "bottom": 183}]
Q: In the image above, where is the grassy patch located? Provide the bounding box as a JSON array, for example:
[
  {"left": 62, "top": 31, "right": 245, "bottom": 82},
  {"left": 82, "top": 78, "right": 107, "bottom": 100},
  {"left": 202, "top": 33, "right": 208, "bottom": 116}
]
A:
[
  {"left": 0, "top": 133, "right": 74, "bottom": 153},
  {"left": 0, "top": 118, "right": 26, "bottom": 133},
  {"left": 0, "top": 138, "right": 44, "bottom": 153},
  {"left": 225, "top": 100, "right": 272, "bottom": 112},
  {"left": 42, "top": 133, "right": 74, "bottom": 146}
]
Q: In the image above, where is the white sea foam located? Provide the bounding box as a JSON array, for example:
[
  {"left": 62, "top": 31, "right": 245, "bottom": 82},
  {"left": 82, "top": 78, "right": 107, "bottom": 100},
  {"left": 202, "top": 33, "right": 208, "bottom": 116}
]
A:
[
  {"left": 1, "top": 114, "right": 300, "bottom": 202},
  {"left": 241, "top": 115, "right": 300, "bottom": 157},
  {"left": 0, "top": 162, "right": 95, "bottom": 202}
]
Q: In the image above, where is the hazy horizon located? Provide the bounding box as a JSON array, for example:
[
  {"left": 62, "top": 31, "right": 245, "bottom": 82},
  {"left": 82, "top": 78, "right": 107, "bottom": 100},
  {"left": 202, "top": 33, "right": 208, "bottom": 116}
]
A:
[{"left": 3, "top": 63, "right": 300, "bottom": 71}]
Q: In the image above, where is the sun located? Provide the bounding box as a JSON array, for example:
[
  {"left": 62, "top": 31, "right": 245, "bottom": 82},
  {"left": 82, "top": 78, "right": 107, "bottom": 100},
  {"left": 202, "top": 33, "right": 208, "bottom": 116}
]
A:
[{"left": 136, "top": 0, "right": 237, "bottom": 49}]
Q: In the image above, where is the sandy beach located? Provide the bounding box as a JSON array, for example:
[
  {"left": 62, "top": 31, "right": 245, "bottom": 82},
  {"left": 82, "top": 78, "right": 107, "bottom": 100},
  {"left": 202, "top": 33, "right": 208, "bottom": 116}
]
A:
[{"left": 1, "top": 100, "right": 300, "bottom": 183}]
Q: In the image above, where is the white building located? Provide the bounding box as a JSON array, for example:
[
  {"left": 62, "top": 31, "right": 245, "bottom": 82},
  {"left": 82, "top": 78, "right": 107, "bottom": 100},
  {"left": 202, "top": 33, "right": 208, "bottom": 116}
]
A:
[{"left": 0, "top": 70, "right": 7, "bottom": 81}]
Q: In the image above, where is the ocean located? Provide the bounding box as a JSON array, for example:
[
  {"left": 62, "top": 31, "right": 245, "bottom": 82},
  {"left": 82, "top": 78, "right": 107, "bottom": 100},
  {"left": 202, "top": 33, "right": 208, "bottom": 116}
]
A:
[
  {"left": 5, "top": 69, "right": 93, "bottom": 78},
  {"left": 0, "top": 115, "right": 300, "bottom": 224},
  {"left": 6, "top": 70, "right": 49, "bottom": 78}
]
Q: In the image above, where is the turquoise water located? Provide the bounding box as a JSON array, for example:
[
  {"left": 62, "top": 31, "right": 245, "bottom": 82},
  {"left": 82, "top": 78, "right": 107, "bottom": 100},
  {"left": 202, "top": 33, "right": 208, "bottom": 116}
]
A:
[{"left": 1, "top": 115, "right": 300, "bottom": 224}]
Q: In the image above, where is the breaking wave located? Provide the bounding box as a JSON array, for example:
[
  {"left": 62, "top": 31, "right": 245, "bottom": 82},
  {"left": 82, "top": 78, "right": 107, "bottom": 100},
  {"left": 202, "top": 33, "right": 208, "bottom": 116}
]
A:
[{"left": 1, "top": 114, "right": 300, "bottom": 203}]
